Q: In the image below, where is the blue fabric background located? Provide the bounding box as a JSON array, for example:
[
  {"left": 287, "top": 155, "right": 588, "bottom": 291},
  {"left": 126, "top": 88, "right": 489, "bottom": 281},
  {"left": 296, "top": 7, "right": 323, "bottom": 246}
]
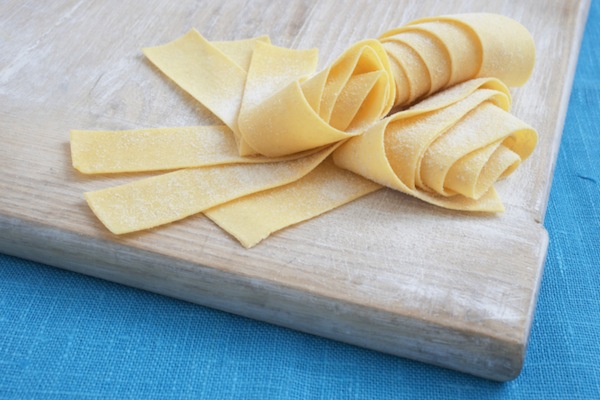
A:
[{"left": 1, "top": 4, "right": 599, "bottom": 399}]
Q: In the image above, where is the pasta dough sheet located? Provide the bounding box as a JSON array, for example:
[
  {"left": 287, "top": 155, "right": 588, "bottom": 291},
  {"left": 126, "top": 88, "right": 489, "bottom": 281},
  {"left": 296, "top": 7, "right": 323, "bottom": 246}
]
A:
[{"left": 72, "top": 13, "right": 538, "bottom": 247}]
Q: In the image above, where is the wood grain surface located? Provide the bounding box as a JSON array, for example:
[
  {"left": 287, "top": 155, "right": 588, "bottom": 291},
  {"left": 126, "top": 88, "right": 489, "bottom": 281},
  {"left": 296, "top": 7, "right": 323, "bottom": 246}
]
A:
[{"left": 0, "top": 0, "right": 590, "bottom": 380}]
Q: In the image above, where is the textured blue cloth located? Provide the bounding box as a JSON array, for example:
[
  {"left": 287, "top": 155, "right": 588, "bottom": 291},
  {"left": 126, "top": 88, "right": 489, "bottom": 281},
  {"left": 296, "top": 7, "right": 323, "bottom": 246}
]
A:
[{"left": 2, "top": 7, "right": 600, "bottom": 400}]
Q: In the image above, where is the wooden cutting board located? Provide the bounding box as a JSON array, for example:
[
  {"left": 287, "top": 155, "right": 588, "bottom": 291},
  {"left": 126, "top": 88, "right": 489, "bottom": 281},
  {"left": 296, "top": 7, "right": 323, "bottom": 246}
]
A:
[{"left": 0, "top": 0, "right": 589, "bottom": 381}]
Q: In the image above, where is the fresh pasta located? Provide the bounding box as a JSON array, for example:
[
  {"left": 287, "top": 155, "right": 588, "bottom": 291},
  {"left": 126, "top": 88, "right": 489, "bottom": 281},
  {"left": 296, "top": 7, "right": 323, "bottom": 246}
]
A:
[{"left": 71, "top": 13, "right": 538, "bottom": 247}]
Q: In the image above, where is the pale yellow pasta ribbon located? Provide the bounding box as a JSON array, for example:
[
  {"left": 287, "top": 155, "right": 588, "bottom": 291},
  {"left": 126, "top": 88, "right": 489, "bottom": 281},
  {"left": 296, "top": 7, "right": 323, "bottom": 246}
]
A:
[
  {"left": 333, "top": 78, "right": 537, "bottom": 212},
  {"left": 380, "top": 13, "right": 535, "bottom": 107}
]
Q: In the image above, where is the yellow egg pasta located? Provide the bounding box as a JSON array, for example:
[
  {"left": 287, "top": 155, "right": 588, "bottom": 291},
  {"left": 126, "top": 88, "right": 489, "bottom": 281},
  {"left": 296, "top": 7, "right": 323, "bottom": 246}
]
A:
[
  {"left": 71, "top": 13, "right": 538, "bottom": 247},
  {"left": 205, "top": 157, "right": 381, "bottom": 248},
  {"left": 333, "top": 78, "right": 537, "bottom": 212},
  {"left": 380, "top": 13, "right": 535, "bottom": 108},
  {"left": 70, "top": 126, "right": 322, "bottom": 174},
  {"left": 85, "top": 145, "right": 336, "bottom": 234},
  {"left": 142, "top": 30, "right": 250, "bottom": 133}
]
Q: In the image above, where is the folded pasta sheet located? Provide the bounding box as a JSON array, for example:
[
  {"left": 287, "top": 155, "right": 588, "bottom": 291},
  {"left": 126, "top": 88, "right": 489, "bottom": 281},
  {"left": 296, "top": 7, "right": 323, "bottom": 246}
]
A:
[
  {"left": 380, "top": 13, "right": 535, "bottom": 107},
  {"left": 333, "top": 78, "right": 536, "bottom": 212},
  {"left": 71, "top": 13, "right": 537, "bottom": 247}
]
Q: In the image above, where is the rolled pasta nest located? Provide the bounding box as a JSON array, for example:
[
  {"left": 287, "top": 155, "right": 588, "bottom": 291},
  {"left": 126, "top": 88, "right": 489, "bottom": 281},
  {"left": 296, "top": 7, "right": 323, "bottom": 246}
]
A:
[{"left": 71, "top": 13, "right": 538, "bottom": 248}]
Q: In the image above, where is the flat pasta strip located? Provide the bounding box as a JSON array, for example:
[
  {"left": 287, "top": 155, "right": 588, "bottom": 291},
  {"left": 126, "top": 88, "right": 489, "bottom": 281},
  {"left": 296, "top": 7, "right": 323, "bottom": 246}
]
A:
[
  {"left": 205, "top": 158, "right": 381, "bottom": 248},
  {"left": 70, "top": 126, "right": 321, "bottom": 174},
  {"left": 85, "top": 145, "right": 334, "bottom": 234},
  {"left": 71, "top": 126, "right": 240, "bottom": 173},
  {"left": 142, "top": 30, "right": 251, "bottom": 131}
]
